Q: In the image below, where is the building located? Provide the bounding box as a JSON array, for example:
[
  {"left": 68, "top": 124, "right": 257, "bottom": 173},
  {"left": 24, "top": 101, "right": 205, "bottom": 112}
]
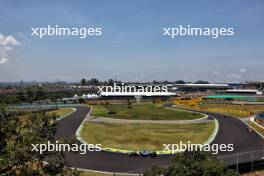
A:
[
  {"left": 173, "top": 83, "right": 230, "bottom": 92},
  {"left": 216, "top": 89, "right": 263, "bottom": 96}
]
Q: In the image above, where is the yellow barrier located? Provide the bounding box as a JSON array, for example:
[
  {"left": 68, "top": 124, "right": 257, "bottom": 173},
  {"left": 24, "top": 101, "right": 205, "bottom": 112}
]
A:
[{"left": 206, "top": 108, "right": 250, "bottom": 116}]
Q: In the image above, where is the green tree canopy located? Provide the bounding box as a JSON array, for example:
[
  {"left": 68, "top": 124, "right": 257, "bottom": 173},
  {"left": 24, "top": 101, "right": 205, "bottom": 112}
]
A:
[
  {"left": 0, "top": 104, "right": 80, "bottom": 176},
  {"left": 144, "top": 151, "right": 239, "bottom": 176}
]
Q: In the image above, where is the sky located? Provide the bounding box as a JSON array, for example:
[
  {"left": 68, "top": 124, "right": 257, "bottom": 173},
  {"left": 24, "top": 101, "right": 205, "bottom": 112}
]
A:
[{"left": 0, "top": 0, "right": 263, "bottom": 83}]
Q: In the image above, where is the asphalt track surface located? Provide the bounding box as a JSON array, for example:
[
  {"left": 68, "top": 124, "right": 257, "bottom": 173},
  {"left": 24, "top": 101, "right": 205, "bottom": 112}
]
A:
[{"left": 55, "top": 105, "right": 264, "bottom": 173}]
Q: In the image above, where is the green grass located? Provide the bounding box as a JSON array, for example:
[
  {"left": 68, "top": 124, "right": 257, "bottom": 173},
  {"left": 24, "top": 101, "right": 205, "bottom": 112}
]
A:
[
  {"left": 91, "top": 104, "right": 203, "bottom": 120},
  {"left": 257, "top": 97, "right": 264, "bottom": 102},
  {"left": 80, "top": 171, "right": 109, "bottom": 176},
  {"left": 80, "top": 121, "right": 215, "bottom": 151}
]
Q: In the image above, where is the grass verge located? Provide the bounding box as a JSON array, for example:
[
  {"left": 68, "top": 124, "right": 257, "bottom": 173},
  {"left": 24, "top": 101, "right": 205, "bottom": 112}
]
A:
[
  {"left": 80, "top": 121, "right": 215, "bottom": 151},
  {"left": 91, "top": 104, "right": 203, "bottom": 120},
  {"left": 80, "top": 171, "right": 109, "bottom": 176}
]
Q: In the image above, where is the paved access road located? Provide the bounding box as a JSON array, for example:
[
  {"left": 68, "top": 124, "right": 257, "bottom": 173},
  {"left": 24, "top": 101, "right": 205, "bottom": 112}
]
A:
[
  {"left": 55, "top": 106, "right": 264, "bottom": 174},
  {"left": 209, "top": 112, "right": 264, "bottom": 165}
]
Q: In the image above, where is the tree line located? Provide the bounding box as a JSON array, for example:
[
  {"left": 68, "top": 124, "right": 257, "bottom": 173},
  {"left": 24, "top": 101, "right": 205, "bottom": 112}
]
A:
[{"left": 0, "top": 104, "right": 80, "bottom": 175}]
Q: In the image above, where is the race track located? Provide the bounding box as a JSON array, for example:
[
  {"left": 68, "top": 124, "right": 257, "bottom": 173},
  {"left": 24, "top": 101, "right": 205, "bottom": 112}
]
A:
[{"left": 55, "top": 105, "right": 264, "bottom": 174}]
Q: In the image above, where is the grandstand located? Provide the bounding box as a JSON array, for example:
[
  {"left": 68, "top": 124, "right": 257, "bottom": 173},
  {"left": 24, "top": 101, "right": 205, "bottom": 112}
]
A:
[{"left": 173, "top": 83, "right": 230, "bottom": 92}]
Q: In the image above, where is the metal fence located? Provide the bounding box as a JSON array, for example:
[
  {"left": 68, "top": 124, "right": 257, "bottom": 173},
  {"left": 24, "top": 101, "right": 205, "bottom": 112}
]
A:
[
  {"left": 220, "top": 150, "right": 264, "bottom": 173},
  {"left": 10, "top": 103, "right": 82, "bottom": 111}
]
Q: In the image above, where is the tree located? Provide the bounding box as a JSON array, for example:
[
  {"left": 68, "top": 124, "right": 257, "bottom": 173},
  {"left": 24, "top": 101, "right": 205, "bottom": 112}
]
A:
[
  {"left": 195, "top": 80, "right": 210, "bottom": 84},
  {"left": 153, "top": 80, "right": 159, "bottom": 84},
  {"left": 90, "top": 78, "right": 99, "bottom": 85},
  {"left": 78, "top": 98, "right": 85, "bottom": 104},
  {"left": 175, "top": 80, "right": 185, "bottom": 84},
  {"left": 144, "top": 151, "right": 239, "bottom": 176},
  {"left": 108, "top": 79, "right": 114, "bottom": 86},
  {"left": 25, "top": 87, "right": 35, "bottom": 102},
  {"left": 0, "top": 104, "right": 80, "bottom": 175},
  {"left": 162, "top": 80, "right": 170, "bottom": 84},
  {"left": 0, "top": 104, "right": 9, "bottom": 159},
  {"left": 17, "top": 91, "right": 26, "bottom": 102},
  {"left": 5, "top": 84, "right": 12, "bottom": 90},
  {"left": 80, "top": 78, "right": 86, "bottom": 85},
  {"left": 1, "top": 94, "right": 19, "bottom": 104},
  {"left": 35, "top": 87, "right": 45, "bottom": 100}
]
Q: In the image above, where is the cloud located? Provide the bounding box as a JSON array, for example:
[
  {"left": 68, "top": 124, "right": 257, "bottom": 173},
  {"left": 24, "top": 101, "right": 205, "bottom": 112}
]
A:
[
  {"left": 0, "top": 33, "right": 20, "bottom": 65},
  {"left": 0, "top": 34, "right": 21, "bottom": 46},
  {"left": 0, "top": 58, "right": 9, "bottom": 64},
  {"left": 213, "top": 71, "right": 219, "bottom": 75},
  {"left": 3, "top": 46, "right": 13, "bottom": 51},
  {"left": 239, "top": 68, "right": 246, "bottom": 73}
]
